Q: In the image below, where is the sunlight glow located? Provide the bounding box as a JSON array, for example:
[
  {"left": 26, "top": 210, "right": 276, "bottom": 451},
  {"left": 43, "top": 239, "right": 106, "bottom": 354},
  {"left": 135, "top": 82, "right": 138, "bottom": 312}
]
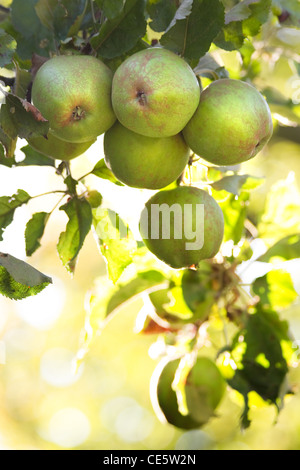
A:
[
  {"left": 40, "top": 347, "right": 84, "bottom": 387},
  {"left": 14, "top": 277, "right": 66, "bottom": 330},
  {"left": 48, "top": 408, "right": 90, "bottom": 448}
]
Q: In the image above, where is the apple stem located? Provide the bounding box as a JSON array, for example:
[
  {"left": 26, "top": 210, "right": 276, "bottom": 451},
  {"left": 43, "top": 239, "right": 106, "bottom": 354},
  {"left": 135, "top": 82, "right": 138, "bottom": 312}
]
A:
[
  {"left": 71, "top": 106, "right": 86, "bottom": 121},
  {"left": 136, "top": 91, "right": 147, "bottom": 106}
]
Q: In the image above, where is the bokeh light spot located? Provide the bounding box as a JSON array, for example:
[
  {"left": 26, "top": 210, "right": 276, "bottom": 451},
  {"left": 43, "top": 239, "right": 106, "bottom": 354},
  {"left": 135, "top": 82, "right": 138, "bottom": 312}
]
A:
[
  {"left": 40, "top": 347, "right": 83, "bottom": 387},
  {"left": 48, "top": 408, "right": 90, "bottom": 448}
]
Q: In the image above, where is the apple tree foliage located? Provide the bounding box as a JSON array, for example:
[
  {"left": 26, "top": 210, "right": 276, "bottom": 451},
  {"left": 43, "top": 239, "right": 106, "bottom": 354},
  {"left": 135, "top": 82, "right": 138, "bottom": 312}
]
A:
[{"left": 0, "top": 0, "right": 300, "bottom": 431}]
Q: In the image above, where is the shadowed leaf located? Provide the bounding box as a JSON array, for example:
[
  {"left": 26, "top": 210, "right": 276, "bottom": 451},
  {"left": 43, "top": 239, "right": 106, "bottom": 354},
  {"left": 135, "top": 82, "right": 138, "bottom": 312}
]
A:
[
  {"left": 0, "top": 252, "right": 52, "bottom": 300},
  {"left": 57, "top": 196, "right": 92, "bottom": 273},
  {"left": 93, "top": 207, "right": 137, "bottom": 283},
  {"left": 25, "top": 211, "right": 50, "bottom": 256},
  {"left": 160, "top": 0, "right": 224, "bottom": 62},
  {"left": 90, "top": 0, "right": 147, "bottom": 58},
  {"left": 0, "top": 190, "right": 31, "bottom": 241}
]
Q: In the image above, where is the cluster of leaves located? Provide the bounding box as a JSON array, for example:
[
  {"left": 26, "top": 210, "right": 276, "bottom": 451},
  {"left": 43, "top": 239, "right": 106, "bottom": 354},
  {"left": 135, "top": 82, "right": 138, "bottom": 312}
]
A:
[
  {"left": 0, "top": 0, "right": 299, "bottom": 430},
  {"left": 80, "top": 175, "right": 300, "bottom": 428}
]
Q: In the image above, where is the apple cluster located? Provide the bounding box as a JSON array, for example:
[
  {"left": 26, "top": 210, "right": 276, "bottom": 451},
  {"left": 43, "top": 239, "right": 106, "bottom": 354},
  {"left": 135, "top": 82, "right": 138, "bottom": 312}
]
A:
[{"left": 29, "top": 48, "right": 273, "bottom": 269}]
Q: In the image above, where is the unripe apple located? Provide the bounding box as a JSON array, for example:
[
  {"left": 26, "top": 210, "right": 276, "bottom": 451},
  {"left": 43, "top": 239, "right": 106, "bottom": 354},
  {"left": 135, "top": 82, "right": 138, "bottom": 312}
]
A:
[
  {"left": 27, "top": 132, "right": 95, "bottom": 161},
  {"left": 148, "top": 264, "right": 216, "bottom": 325},
  {"left": 31, "top": 55, "right": 116, "bottom": 143},
  {"left": 183, "top": 78, "right": 273, "bottom": 166},
  {"left": 152, "top": 357, "right": 202, "bottom": 430},
  {"left": 152, "top": 356, "right": 226, "bottom": 429},
  {"left": 139, "top": 186, "right": 224, "bottom": 269},
  {"left": 185, "top": 357, "right": 226, "bottom": 424},
  {"left": 111, "top": 47, "right": 200, "bottom": 138},
  {"left": 103, "top": 121, "right": 190, "bottom": 189}
]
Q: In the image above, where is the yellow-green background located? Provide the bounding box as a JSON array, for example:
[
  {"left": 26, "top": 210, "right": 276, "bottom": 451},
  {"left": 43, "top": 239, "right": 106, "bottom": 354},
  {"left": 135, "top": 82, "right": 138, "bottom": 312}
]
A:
[{"left": 0, "top": 2, "right": 300, "bottom": 450}]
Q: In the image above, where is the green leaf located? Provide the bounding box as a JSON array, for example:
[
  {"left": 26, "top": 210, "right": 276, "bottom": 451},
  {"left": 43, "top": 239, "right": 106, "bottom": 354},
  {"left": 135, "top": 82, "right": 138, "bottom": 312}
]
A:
[
  {"left": 235, "top": 239, "right": 253, "bottom": 263},
  {"left": 25, "top": 211, "right": 50, "bottom": 256},
  {"left": 57, "top": 196, "right": 92, "bottom": 273},
  {"left": 13, "top": 62, "right": 32, "bottom": 100},
  {"left": 0, "top": 28, "right": 17, "bottom": 67},
  {"left": 34, "top": 0, "right": 58, "bottom": 30},
  {"left": 0, "top": 94, "right": 49, "bottom": 140},
  {"left": 211, "top": 174, "right": 264, "bottom": 196},
  {"left": 90, "top": 0, "right": 147, "bottom": 58},
  {"left": 163, "top": 0, "right": 193, "bottom": 27},
  {"left": 0, "top": 252, "right": 52, "bottom": 300},
  {"left": 146, "top": 0, "right": 177, "bottom": 32},
  {"left": 20, "top": 144, "right": 55, "bottom": 167},
  {"left": 0, "top": 127, "right": 17, "bottom": 159},
  {"left": 92, "top": 207, "right": 137, "bottom": 283},
  {"left": 17, "top": 35, "right": 55, "bottom": 60},
  {"left": 64, "top": 175, "right": 78, "bottom": 195},
  {"left": 11, "top": 0, "right": 55, "bottom": 59},
  {"left": 227, "top": 306, "right": 290, "bottom": 427},
  {"left": 11, "top": 0, "right": 41, "bottom": 37},
  {"left": 218, "top": 191, "right": 250, "bottom": 244},
  {"left": 239, "top": 40, "right": 255, "bottom": 68},
  {"left": 53, "top": 0, "right": 88, "bottom": 39},
  {"left": 35, "top": 0, "right": 88, "bottom": 37},
  {"left": 0, "top": 142, "right": 14, "bottom": 167},
  {"left": 93, "top": 270, "right": 166, "bottom": 332},
  {"left": 106, "top": 270, "right": 166, "bottom": 316},
  {"left": 95, "top": 0, "right": 125, "bottom": 19},
  {"left": 241, "top": 175, "right": 266, "bottom": 192},
  {"left": 160, "top": 0, "right": 225, "bottom": 62},
  {"left": 252, "top": 269, "right": 298, "bottom": 310},
  {"left": 224, "top": 1, "right": 254, "bottom": 23},
  {"left": 258, "top": 234, "right": 300, "bottom": 263},
  {"left": 214, "top": 20, "right": 244, "bottom": 50},
  {"left": 0, "top": 189, "right": 31, "bottom": 241},
  {"left": 215, "top": 0, "right": 272, "bottom": 51},
  {"left": 91, "top": 158, "right": 124, "bottom": 185},
  {"left": 0, "top": 101, "right": 18, "bottom": 141},
  {"left": 243, "top": 0, "right": 272, "bottom": 36}
]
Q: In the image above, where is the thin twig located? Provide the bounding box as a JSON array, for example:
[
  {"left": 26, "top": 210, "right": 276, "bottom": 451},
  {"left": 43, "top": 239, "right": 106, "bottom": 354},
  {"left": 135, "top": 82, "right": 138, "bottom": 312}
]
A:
[
  {"left": 49, "top": 193, "right": 68, "bottom": 215},
  {"left": 78, "top": 170, "right": 92, "bottom": 181},
  {"left": 31, "top": 190, "right": 67, "bottom": 199}
]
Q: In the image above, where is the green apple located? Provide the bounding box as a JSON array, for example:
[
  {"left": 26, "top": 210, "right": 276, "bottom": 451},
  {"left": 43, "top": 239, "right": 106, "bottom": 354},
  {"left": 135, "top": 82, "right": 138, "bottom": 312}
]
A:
[
  {"left": 31, "top": 55, "right": 116, "bottom": 143},
  {"left": 148, "top": 264, "right": 216, "bottom": 325},
  {"left": 151, "top": 356, "right": 226, "bottom": 429},
  {"left": 184, "top": 357, "right": 226, "bottom": 424},
  {"left": 103, "top": 121, "right": 190, "bottom": 189},
  {"left": 111, "top": 47, "right": 200, "bottom": 138},
  {"left": 27, "top": 132, "right": 95, "bottom": 161},
  {"left": 139, "top": 186, "right": 224, "bottom": 269},
  {"left": 151, "top": 357, "right": 202, "bottom": 429},
  {"left": 183, "top": 78, "right": 273, "bottom": 166}
]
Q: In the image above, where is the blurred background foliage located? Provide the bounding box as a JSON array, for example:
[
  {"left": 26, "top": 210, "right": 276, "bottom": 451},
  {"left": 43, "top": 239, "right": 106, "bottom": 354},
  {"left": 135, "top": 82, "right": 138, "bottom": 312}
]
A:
[{"left": 0, "top": 0, "right": 300, "bottom": 450}]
